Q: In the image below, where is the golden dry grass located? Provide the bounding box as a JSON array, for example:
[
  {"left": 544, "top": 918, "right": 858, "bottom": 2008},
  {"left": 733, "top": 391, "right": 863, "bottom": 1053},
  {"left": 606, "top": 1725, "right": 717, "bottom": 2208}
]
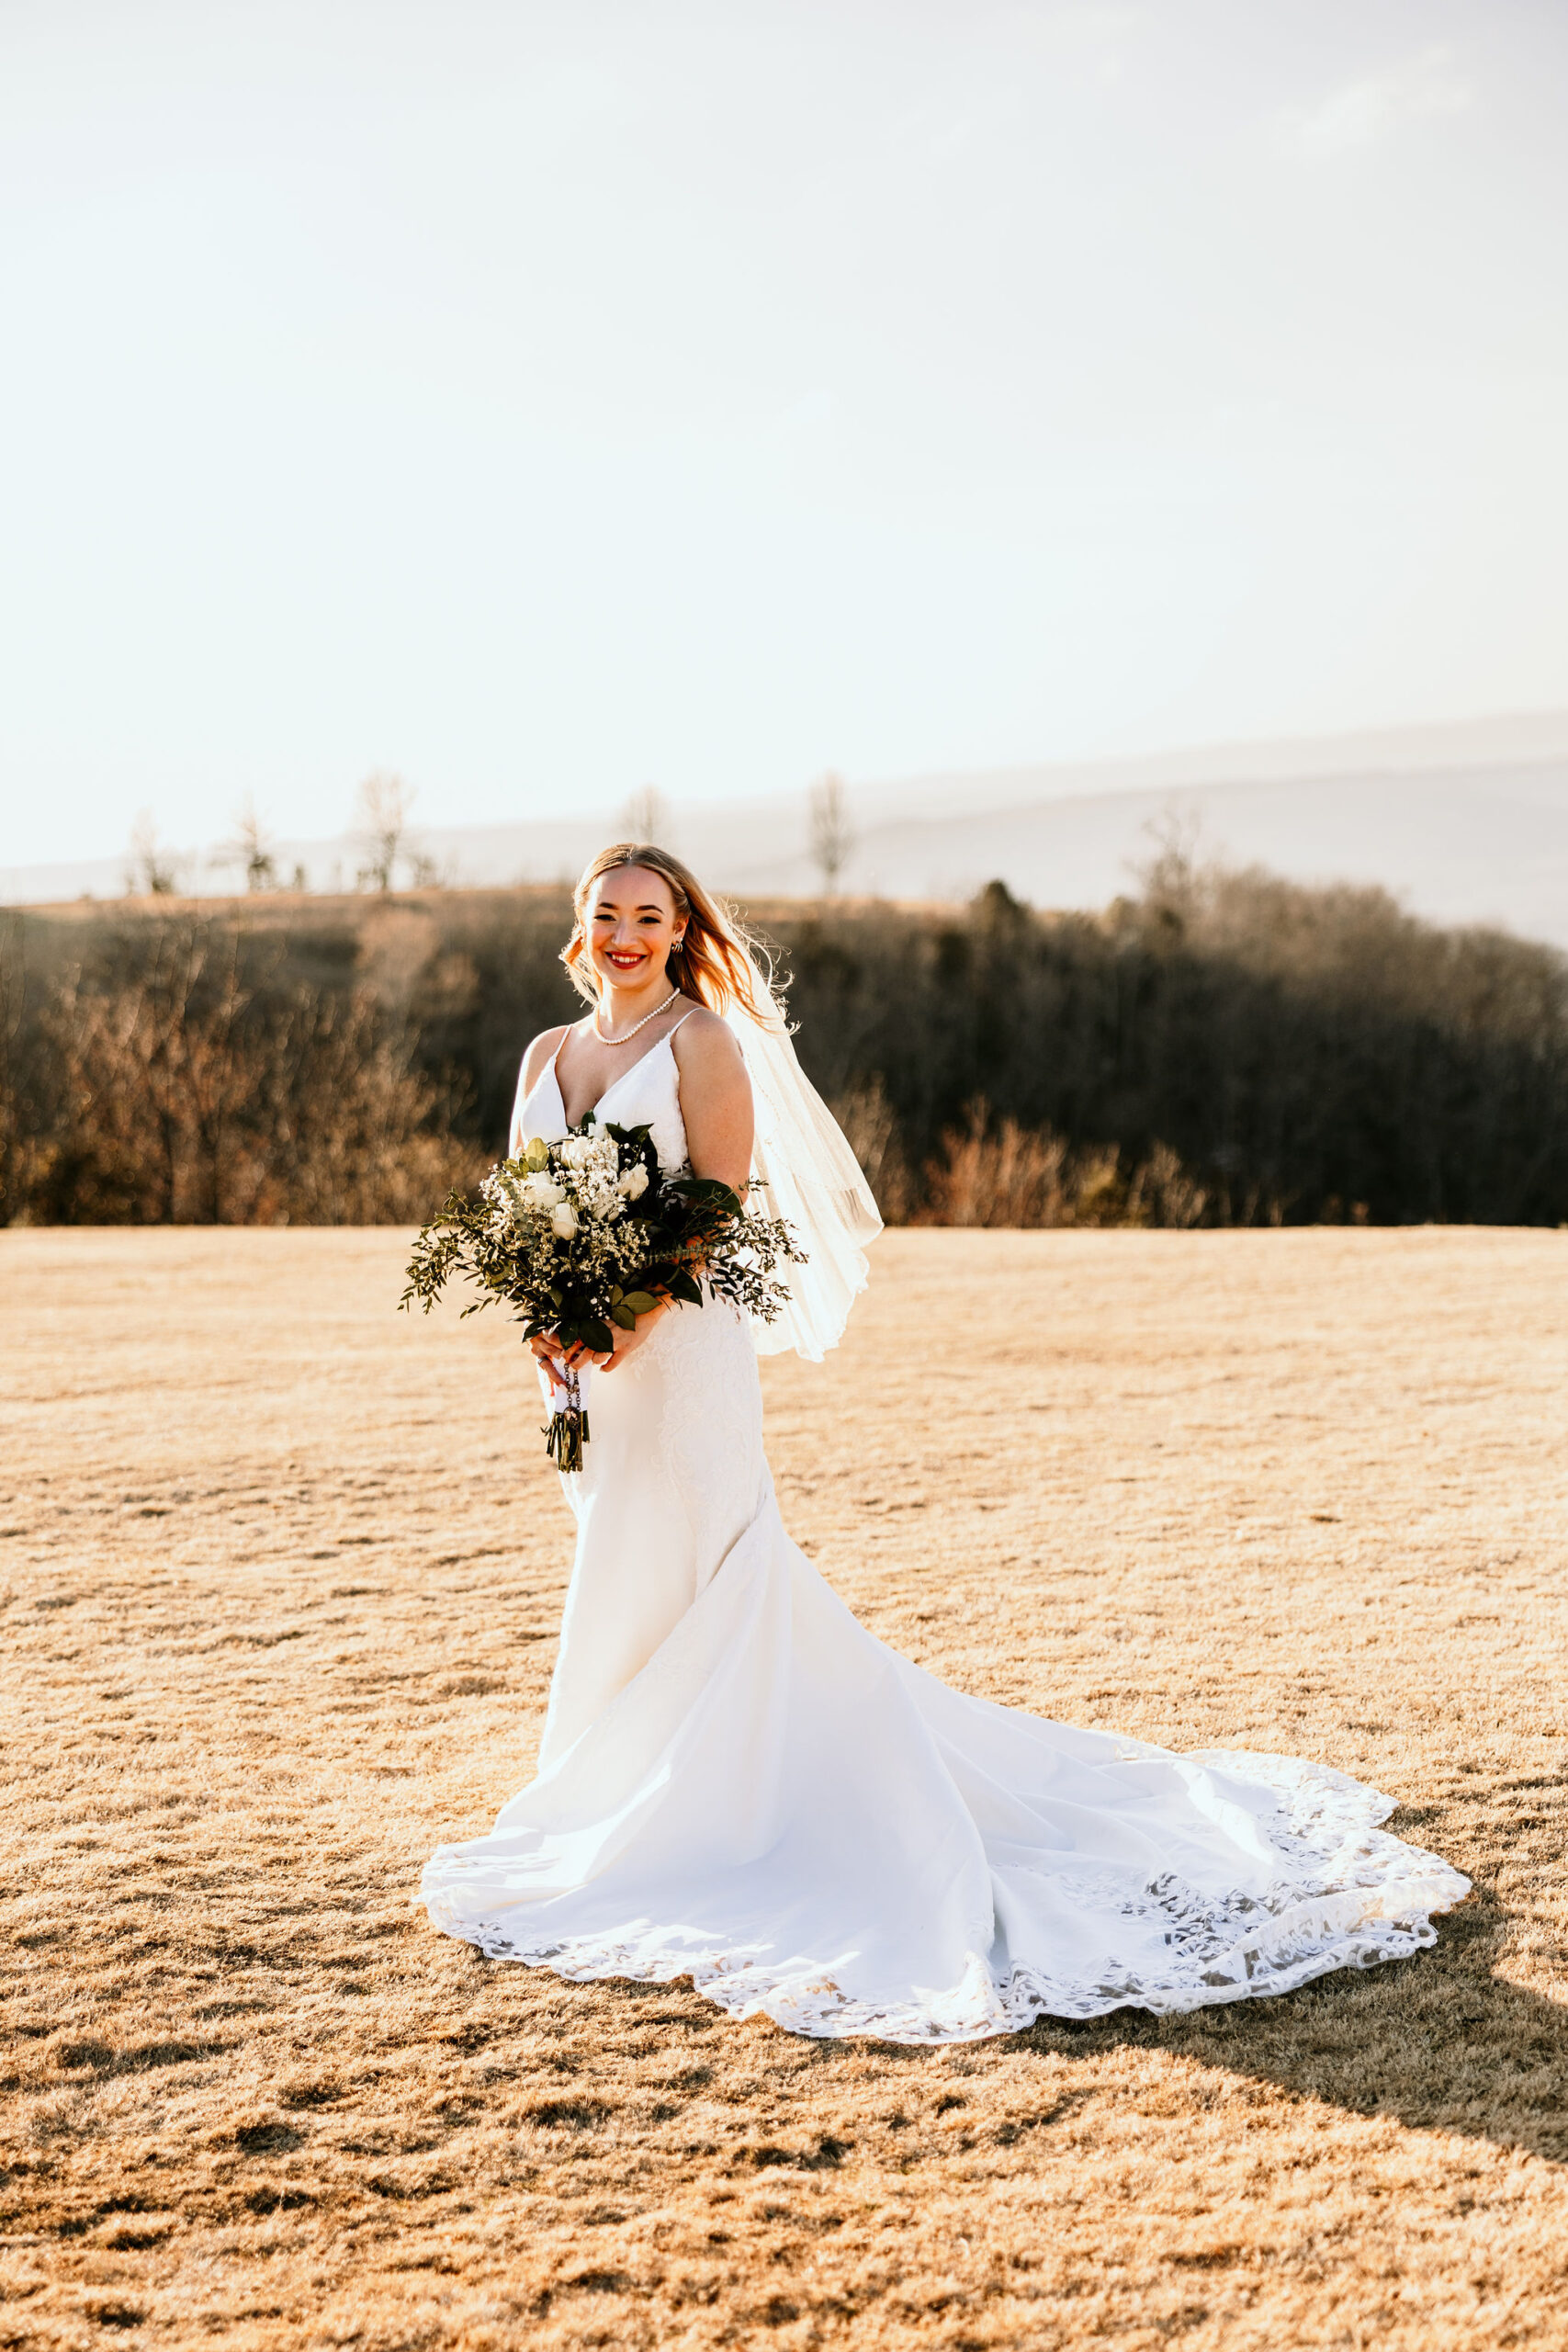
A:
[{"left": 4, "top": 1225, "right": 1567, "bottom": 2351}]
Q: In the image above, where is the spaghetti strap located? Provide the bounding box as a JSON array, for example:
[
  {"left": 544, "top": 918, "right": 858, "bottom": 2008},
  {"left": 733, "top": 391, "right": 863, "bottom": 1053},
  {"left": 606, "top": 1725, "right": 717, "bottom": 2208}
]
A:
[
  {"left": 548, "top": 1021, "right": 582, "bottom": 1080},
  {"left": 667, "top": 1007, "right": 700, "bottom": 1037}
]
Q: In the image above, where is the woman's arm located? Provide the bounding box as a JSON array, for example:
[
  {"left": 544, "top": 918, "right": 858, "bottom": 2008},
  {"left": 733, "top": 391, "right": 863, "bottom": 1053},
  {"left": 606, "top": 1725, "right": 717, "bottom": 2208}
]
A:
[
  {"left": 520, "top": 1023, "right": 573, "bottom": 1101},
  {"left": 517, "top": 1023, "right": 574, "bottom": 1378},
  {"left": 511, "top": 1023, "right": 573, "bottom": 1157},
  {"left": 671, "top": 1008, "right": 753, "bottom": 1193}
]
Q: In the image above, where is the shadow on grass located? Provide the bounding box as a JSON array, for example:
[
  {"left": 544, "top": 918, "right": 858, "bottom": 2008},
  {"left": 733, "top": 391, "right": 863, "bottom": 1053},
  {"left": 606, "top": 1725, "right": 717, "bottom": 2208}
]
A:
[
  {"left": 1017, "top": 1883, "right": 1568, "bottom": 2165},
  {"left": 463, "top": 1882, "right": 1562, "bottom": 2168}
]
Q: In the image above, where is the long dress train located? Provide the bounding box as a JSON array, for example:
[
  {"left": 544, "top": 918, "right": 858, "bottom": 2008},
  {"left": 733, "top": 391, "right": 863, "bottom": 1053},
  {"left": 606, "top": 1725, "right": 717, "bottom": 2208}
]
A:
[{"left": 420, "top": 1034, "right": 1469, "bottom": 2043}]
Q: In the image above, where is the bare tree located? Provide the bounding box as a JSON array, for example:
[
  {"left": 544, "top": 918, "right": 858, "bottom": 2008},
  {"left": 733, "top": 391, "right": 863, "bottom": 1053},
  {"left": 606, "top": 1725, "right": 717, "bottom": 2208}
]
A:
[
  {"left": 125, "top": 810, "right": 180, "bottom": 897},
  {"left": 808, "top": 773, "right": 856, "bottom": 896},
  {"left": 353, "top": 773, "right": 416, "bottom": 892},
  {"left": 34, "top": 918, "right": 480, "bottom": 1225},
  {"left": 1128, "top": 807, "right": 1205, "bottom": 938},
  {"left": 217, "top": 795, "right": 277, "bottom": 892},
  {"left": 617, "top": 785, "right": 671, "bottom": 844}
]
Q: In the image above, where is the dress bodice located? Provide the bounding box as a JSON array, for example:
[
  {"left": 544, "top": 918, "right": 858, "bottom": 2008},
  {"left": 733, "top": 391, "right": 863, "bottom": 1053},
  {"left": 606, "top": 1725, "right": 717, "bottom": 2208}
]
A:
[{"left": 510, "top": 1027, "right": 690, "bottom": 1173}]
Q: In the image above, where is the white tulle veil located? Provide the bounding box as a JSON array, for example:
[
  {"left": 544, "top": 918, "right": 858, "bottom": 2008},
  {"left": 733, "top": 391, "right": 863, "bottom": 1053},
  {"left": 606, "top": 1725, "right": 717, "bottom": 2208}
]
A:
[{"left": 726, "top": 965, "right": 883, "bottom": 1362}]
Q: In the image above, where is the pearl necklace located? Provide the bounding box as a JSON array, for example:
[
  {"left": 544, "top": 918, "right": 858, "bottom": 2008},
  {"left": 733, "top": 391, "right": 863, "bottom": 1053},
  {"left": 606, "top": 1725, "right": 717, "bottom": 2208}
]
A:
[{"left": 593, "top": 988, "right": 681, "bottom": 1046}]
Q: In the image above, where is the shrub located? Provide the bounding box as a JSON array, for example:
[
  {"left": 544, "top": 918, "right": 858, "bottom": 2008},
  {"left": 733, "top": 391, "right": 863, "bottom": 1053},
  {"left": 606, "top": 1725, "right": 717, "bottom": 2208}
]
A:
[{"left": 11, "top": 918, "right": 483, "bottom": 1225}]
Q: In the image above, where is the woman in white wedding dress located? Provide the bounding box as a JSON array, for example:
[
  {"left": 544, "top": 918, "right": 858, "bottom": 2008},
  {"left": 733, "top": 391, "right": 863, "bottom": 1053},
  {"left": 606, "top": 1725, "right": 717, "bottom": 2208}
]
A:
[{"left": 421, "top": 843, "right": 1469, "bottom": 2042}]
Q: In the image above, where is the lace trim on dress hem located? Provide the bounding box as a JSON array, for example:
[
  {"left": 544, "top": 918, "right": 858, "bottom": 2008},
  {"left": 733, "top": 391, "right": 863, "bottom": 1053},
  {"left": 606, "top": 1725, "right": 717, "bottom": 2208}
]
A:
[
  {"left": 419, "top": 1751, "right": 1471, "bottom": 2046},
  {"left": 420, "top": 1887, "right": 1463, "bottom": 2044}
]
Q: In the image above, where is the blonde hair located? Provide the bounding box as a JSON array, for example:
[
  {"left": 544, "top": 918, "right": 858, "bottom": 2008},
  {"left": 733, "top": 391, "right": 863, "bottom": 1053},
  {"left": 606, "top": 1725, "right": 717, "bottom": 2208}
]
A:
[{"left": 563, "top": 842, "right": 781, "bottom": 1026}]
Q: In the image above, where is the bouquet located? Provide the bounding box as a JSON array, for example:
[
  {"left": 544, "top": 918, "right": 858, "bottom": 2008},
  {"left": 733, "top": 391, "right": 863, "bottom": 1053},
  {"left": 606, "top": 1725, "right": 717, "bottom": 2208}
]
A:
[{"left": 400, "top": 1114, "right": 802, "bottom": 1471}]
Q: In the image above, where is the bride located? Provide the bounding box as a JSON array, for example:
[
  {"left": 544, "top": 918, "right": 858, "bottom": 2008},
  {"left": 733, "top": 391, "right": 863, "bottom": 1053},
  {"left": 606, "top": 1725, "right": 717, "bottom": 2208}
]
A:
[{"left": 422, "top": 842, "right": 1469, "bottom": 2042}]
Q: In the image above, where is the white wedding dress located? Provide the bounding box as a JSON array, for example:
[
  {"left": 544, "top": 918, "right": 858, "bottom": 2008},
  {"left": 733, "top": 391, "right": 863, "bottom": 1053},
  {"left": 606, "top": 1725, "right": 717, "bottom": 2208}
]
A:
[{"left": 421, "top": 1027, "right": 1469, "bottom": 2042}]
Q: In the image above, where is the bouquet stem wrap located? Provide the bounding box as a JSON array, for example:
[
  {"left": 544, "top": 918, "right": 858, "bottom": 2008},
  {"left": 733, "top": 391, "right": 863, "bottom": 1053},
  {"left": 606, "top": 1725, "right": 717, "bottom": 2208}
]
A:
[{"left": 542, "top": 1361, "right": 592, "bottom": 1475}]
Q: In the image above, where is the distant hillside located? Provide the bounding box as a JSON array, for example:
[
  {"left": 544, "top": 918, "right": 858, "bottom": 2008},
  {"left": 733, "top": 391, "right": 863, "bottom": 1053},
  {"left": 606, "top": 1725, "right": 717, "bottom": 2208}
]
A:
[
  {"left": 767, "top": 758, "right": 1568, "bottom": 950},
  {"left": 7, "top": 708, "right": 1568, "bottom": 949}
]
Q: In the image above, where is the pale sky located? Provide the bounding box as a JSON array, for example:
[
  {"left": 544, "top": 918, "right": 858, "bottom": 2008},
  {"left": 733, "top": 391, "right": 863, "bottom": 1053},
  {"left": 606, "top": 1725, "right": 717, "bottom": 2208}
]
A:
[{"left": 3, "top": 0, "right": 1566, "bottom": 866}]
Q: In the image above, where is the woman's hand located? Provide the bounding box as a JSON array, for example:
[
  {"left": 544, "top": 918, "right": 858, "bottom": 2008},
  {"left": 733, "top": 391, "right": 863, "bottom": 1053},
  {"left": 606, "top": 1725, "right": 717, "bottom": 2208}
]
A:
[
  {"left": 599, "top": 1297, "right": 669, "bottom": 1373},
  {"left": 530, "top": 1302, "right": 669, "bottom": 1380},
  {"left": 528, "top": 1332, "right": 573, "bottom": 1382},
  {"left": 533, "top": 1331, "right": 607, "bottom": 1376}
]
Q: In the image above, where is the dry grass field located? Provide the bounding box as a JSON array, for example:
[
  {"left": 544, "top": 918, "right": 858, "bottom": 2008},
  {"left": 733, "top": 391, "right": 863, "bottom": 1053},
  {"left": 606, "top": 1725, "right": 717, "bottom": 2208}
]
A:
[{"left": 4, "top": 1225, "right": 1567, "bottom": 2351}]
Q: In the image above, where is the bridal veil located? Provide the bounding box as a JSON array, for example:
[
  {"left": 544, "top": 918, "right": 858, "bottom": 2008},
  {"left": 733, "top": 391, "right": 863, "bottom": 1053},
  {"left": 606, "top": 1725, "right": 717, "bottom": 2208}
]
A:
[{"left": 726, "top": 967, "right": 883, "bottom": 1362}]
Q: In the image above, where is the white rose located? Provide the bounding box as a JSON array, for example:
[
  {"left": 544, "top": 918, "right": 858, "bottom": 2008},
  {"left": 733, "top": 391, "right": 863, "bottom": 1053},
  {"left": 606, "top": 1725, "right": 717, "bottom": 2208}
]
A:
[
  {"left": 522, "top": 1173, "right": 564, "bottom": 1208},
  {"left": 617, "top": 1163, "right": 649, "bottom": 1200},
  {"left": 550, "top": 1202, "right": 579, "bottom": 1240}
]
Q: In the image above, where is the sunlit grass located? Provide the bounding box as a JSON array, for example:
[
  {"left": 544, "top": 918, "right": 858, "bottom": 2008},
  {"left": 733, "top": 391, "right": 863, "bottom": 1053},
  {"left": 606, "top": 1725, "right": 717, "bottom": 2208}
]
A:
[{"left": 4, "top": 1225, "right": 1565, "bottom": 2347}]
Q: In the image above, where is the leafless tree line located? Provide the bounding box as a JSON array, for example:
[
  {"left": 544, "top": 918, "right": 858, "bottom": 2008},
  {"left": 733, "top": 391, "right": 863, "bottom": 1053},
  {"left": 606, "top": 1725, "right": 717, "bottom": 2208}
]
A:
[
  {"left": 122, "top": 769, "right": 862, "bottom": 904},
  {"left": 8, "top": 854, "right": 1568, "bottom": 1229},
  {"left": 1, "top": 920, "right": 482, "bottom": 1226},
  {"left": 124, "top": 772, "right": 443, "bottom": 900},
  {"left": 780, "top": 859, "right": 1568, "bottom": 1227}
]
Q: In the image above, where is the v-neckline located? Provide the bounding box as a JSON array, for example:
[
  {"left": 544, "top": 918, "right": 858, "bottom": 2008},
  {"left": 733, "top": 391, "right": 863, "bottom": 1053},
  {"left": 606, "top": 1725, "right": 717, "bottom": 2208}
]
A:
[{"left": 550, "top": 1026, "right": 676, "bottom": 1130}]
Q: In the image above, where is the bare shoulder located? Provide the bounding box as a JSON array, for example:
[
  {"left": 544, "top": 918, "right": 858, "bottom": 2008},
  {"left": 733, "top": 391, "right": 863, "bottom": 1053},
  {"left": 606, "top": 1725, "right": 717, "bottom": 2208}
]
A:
[
  {"left": 521, "top": 1020, "right": 577, "bottom": 1091},
  {"left": 670, "top": 1002, "right": 753, "bottom": 1180},
  {"left": 671, "top": 1005, "right": 751, "bottom": 1119},
  {"left": 670, "top": 1003, "right": 745, "bottom": 1072}
]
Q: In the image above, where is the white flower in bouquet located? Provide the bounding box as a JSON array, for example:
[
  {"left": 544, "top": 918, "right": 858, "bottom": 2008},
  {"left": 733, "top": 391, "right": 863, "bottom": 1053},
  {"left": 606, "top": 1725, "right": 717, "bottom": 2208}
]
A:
[
  {"left": 550, "top": 1201, "right": 579, "bottom": 1239},
  {"left": 522, "top": 1172, "right": 565, "bottom": 1209},
  {"left": 617, "top": 1164, "right": 649, "bottom": 1201},
  {"left": 483, "top": 1171, "right": 532, "bottom": 1230}
]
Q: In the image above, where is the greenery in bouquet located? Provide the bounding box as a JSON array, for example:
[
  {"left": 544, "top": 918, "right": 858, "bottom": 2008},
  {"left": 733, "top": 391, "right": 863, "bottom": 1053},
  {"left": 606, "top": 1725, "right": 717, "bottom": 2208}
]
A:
[{"left": 400, "top": 1114, "right": 802, "bottom": 1468}]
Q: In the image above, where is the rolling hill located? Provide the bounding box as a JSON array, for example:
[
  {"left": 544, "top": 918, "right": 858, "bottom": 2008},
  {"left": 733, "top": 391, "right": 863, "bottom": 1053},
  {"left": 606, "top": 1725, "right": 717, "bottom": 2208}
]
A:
[{"left": 6, "top": 708, "right": 1568, "bottom": 949}]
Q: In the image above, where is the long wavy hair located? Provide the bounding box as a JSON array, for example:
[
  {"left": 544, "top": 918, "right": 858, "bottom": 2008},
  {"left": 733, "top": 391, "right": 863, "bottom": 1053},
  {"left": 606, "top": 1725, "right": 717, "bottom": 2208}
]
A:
[{"left": 562, "top": 842, "right": 781, "bottom": 1027}]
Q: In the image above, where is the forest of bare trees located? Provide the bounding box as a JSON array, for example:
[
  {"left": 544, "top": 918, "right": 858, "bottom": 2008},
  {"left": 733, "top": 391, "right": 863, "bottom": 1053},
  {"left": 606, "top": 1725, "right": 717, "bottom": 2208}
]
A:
[{"left": 4, "top": 855, "right": 1567, "bottom": 1230}]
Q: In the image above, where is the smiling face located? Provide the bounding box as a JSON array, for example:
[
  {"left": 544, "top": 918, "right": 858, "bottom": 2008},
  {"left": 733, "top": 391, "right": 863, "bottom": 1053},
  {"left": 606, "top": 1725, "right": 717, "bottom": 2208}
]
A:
[{"left": 585, "top": 865, "right": 686, "bottom": 1001}]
